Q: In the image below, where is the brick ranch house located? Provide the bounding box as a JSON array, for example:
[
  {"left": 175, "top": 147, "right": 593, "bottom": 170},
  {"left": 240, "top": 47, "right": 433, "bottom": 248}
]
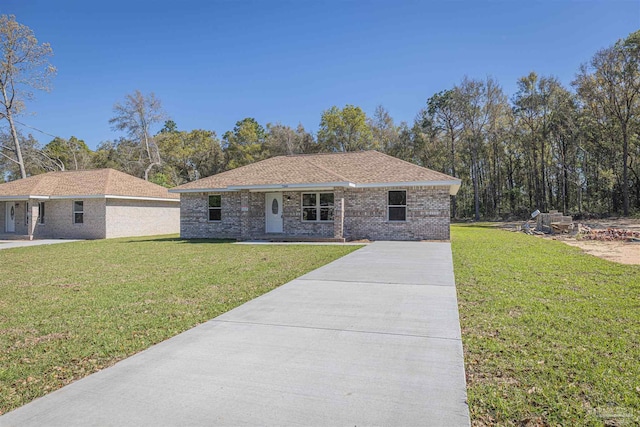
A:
[
  {"left": 0, "top": 169, "right": 180, "bottom": 240},
  {"left": 171, "top": 151, "right": 461, "bottom": 241}
]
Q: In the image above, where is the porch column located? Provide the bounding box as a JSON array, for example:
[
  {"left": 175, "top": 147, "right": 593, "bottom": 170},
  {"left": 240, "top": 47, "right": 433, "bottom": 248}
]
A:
[
  {"left": 333, "top": 188, "right": 344, "bottom": 239},
  {"left": 27, "top": 201, "right": 38, "bottom": 240},
  {"left": 240, "top": 190, "right": 250, "bottom": 240}
]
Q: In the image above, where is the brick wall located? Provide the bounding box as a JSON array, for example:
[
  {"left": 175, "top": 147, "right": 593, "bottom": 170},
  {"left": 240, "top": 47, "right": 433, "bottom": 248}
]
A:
[
  {"left": 33, "top": 199, "right": 107, "bottom": 239},
  {"left": 248, "top": 192, "right": 265, "bottom": 235},
  {"left": 180, "top": 192, "right": 243, "bottom": 239},
  {"left": 343, "top": 186, "right": 451, "bottom": 240},
  {"left": 105, "top": 199, "right": 180, "bottom": 238},
  {"left": 180, "top": 186, "right": 451, "bottom": 241},
  {"left": 0, "top": 201, "right": 7, "bottom": 233},
  {"left": 13, "top": 201, "right": 27, "bottom": 235},
  {"left": 2, "top": 198, "right": 180, "bottom": 240},
  {"left": 282, "top": 191, "right": 333, "bottom": 237}
]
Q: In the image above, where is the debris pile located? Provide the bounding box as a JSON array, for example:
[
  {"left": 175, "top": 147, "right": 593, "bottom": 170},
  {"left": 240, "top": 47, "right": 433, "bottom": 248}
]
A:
[
  {"left": 518, "top": 222, "right": 540, "bottom": 235},
  {"left": 577, "top": 225, "right": 640, "bottom": 242},
  {"left": 514, "top": 211, "right": 640, "bottom": 243}
]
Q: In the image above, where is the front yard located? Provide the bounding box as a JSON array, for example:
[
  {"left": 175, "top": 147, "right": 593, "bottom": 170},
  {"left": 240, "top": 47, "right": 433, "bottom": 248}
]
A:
[
  {"left": 0, "top": 236, "right": 359, "bottom": 414},
  {"left": 3, "top": 227, "right": 639, "bottom": 424},
  {"left": 453, "top": 225, "right": 640, "bottom": 426}
]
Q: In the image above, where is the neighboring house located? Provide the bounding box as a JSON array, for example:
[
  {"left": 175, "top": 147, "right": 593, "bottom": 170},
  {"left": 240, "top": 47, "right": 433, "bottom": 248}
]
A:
[
  {"left": 171, "top": 151, "right": 461, "bottom": 241},
  {"left": 0, "top": 169, "right": 180, "bottom": 240}
]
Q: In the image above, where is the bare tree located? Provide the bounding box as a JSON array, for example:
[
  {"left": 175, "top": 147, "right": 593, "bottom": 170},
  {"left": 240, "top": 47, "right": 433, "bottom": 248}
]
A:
[
  {"left": 109, "top": 90, "right": 166, "bottom": 180},
  {"left": 0, "top": 15, "right": 56, "bottom": 178},
  {"left": 264, "top": 123, "right": 316, "bottom": 156},
  {"left": 41, "top": 136, "right": 92, "bottom": 171},
  {"left": 427, "top": 91, "right": 463, "bottom": 217},
  {"left": 0, "top": 129, "right": 50, "bottom": 179},
  {"left": 455, "top": 76, "right": 508, "bottom": 220},
  {"left": 368, "top": 105, "right": 400, "bottom": 153}
]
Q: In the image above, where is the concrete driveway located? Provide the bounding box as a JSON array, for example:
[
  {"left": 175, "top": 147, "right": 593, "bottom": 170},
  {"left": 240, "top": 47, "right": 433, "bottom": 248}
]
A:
[{"left": 0, "top": 241, "right": 470, "bottom": 426}]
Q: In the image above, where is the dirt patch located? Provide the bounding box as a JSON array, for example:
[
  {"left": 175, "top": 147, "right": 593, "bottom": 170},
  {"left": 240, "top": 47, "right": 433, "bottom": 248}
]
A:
[
  {"left": 57, "top": 283, "right": 81, "bottom": 289},
  {"left": 11, "top": 332, "right": 72, "bottom": 349},
  {"left": 497, "top": 218, "right": 640, "bottom": 265},
  {"left": 582, "top": 218, "right": 640, "bottom": 232},
  {"left": 556, "top": 238, "right": 640, "bottom": 265}
]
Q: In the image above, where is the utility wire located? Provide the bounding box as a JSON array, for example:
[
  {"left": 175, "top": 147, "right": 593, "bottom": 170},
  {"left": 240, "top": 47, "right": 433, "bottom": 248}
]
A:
[{"left": 12, "top": 119, "right": 61, "bottom": 139}]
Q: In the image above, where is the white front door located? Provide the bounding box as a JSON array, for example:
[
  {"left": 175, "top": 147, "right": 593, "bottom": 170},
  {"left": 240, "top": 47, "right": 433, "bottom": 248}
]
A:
[
  {"left": 265, "top": 192, "right": 283, "bottom": 233},
  {"left": 5, "top": 202, "right": 15, "bottom": 233}
]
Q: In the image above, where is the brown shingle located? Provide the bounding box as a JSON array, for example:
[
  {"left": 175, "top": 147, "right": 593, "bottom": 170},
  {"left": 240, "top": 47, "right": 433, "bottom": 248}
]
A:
[
  {"left": 173, "top": 151, "right": 459, "bottom": 191},
  {"left": 0, "top": 169, "right": 179, "bottom": 200}
]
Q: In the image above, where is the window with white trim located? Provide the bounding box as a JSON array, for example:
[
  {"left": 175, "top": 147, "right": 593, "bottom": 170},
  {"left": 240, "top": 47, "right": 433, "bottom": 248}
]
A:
[
  {"left": 208, "top": 195, "right": 221, "bottom": 221},
  {"left": 38, "top": 202, "right": 45, "bottom": 224},
  {"left": 73, "top": 201, "right": 84, "bottom": 224},
  {"left": 388, "top": 190, "right": 406, "bottom": 221},
  {"left": 302, "top": 193, "right": 334, "bottom": 222}
]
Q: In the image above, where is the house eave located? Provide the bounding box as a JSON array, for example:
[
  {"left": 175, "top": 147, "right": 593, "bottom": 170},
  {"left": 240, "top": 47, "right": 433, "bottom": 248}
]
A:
[
  {"left": 170, "top": 182, "right": 355, "bottom": 193},
  {"left": 0, "top": 195, "right": 179, "bottom": 202},
  {"left": 170, "top": 180, "right": 461, "bottom": 195},
  {"left": 169, "top": 188, "right": 239, "bottom": 194},
  {"left": 103, "top": 195, "right": 180, "bottom": 202},
  {"left": 0, "top": 195, "right": 49, "bottom": 201},
  {"left": 353, "top": 180, "right": 462, "bottom": 195},
  {"left": 236, "top": 182, "right": 354, "bottom": 192}
]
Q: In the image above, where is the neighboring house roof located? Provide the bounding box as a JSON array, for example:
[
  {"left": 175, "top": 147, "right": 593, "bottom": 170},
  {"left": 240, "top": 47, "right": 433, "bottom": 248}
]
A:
[
  {"left": 0, "top": 169, "right": 179, "bottom": 201},
  {"left": 172, "top": 151, "right": 461, "bottom": 195}
]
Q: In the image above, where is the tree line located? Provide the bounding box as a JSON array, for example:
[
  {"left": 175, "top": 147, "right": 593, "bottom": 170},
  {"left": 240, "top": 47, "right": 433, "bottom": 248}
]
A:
[{"left": 1, "top": 14, "right": 638, "bottom": 219}]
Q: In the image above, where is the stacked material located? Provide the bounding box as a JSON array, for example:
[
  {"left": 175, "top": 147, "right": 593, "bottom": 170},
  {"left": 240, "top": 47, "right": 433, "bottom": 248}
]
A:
[
  {"left": 536, "top": 211, "right": 574, "bottom": 233},
  {"left": 578, "top": 224, "right": 640, "bottom": 241}
]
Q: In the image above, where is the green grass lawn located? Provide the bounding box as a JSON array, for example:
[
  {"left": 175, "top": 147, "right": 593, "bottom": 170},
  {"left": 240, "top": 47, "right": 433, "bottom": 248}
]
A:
[
  {"left": 452, "top": 224, "right": 640, "bottom": 426},
  {"left": 0, "top": 236, "right": 359, "bottom": 414}
]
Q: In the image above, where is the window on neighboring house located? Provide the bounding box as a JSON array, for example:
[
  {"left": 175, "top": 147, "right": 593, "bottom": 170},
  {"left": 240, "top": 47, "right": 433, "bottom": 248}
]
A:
[
  {"left": 38, "top": 202, "right": 45, "bottom": 224},
  {"left": 73, "top": 201, "right": 84, "bottom": 224},
  {"left": 388, "top": 190, "right": 407, "bottom": 221},
  {"left": 302, "top": 193, "right": 334, "bottom": 222},
  {"left": 208, "top": 195, "right": 222, "bottom": 221}
]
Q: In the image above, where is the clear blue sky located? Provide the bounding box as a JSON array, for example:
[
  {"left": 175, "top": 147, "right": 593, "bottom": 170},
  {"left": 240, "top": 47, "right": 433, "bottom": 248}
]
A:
[{"left": 2, "top": 0, "right": 639, "bottom": 150}]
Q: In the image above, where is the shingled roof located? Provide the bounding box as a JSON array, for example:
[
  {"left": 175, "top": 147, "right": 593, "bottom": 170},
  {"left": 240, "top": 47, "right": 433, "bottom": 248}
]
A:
[
  {"left": 0, "top": 169, "right": 179, "bottom": 201},
  {"left": 172, "top": 151, "right": 461, "bottom": 195}
]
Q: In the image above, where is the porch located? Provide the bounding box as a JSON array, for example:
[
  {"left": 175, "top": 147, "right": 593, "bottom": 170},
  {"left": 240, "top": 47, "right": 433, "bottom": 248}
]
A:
[
  {"left": 244, "top": 234, "right": 346, "bottom": 243},
  {"left": 0, "top": 233, "right": 31, "bottom": 241},
  {"left": 1, "top": 199, "right": 41, "bottom": 241}
]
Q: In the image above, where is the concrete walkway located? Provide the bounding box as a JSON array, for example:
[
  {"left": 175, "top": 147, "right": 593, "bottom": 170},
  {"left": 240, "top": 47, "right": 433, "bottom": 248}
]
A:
[
  {"left": 0, "top": 241, "right": 470, "bottom": 427},
  {"left": 0, "top": 239, "right": 82, "bottom": 250}
]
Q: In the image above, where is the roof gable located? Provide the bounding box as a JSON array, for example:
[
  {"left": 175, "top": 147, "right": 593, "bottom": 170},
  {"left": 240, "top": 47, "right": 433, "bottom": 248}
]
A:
[
  {"left": 0, "top": 169, "right": 179, "bottom": 200},
  {"left": 172, "top": 151, "right": 460, "bottom": 194}
]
